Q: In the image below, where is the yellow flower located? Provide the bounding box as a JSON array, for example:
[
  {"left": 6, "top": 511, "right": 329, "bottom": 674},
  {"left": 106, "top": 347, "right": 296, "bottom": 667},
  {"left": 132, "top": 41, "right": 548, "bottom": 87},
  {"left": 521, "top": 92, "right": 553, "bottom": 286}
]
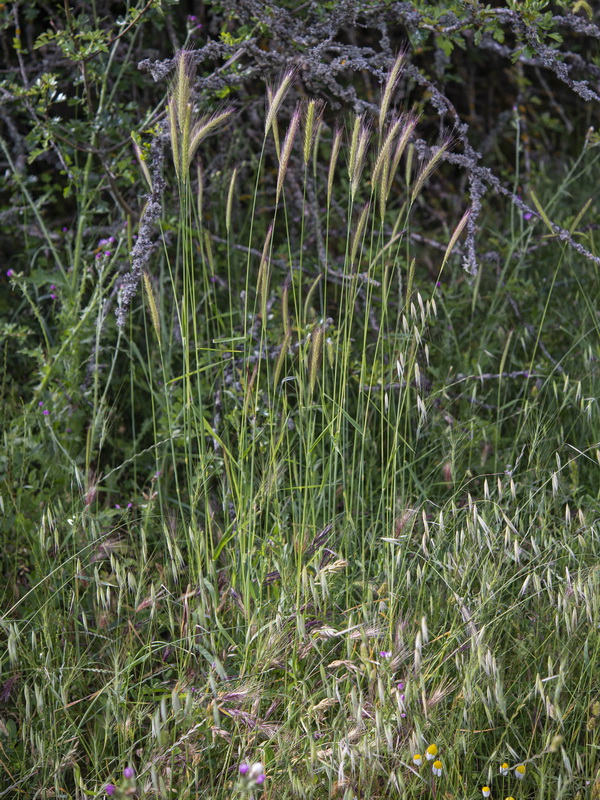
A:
[
  {"left": 426, "top": 743, "right": 438, "bottom": 760},
  {"left": 432, "top": 759, "right": 443, "bottom": 777},
  {"left": 514, "top": 764, "right": 526, "bottom": 779},
  {"left": 482, "top": 788, "right": 491, "bottom": 797},
  {"left": 413, "top": 754, "right": 422, "bottom": 766},
  {"left": 499, "top": 763, "right": 509, "bottom": 776}
]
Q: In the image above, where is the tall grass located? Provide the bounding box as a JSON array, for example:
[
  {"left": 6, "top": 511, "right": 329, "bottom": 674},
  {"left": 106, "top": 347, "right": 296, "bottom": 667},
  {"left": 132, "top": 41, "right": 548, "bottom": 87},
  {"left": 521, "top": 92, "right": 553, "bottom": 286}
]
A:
[{"left": 1, "top": 52, "right": 599, "bottom": 800}]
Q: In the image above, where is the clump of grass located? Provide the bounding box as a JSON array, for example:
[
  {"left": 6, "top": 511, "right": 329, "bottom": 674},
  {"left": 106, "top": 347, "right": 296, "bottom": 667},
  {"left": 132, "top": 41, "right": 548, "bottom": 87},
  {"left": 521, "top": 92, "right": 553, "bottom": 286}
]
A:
[{"left": 2, "top": 40, "right": 600, "bottom": 800}]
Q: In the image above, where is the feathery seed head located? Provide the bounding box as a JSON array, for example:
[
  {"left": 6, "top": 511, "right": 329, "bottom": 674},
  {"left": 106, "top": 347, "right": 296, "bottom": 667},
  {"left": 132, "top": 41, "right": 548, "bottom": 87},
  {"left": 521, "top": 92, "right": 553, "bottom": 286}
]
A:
[
  {"left": 167, "top": 51, "right": 234, "bottom": 182},
  {"left": 350, "top": 118, "right": 371, "bottom": 201},
  {"left": 411, "top": 136, "right": 453, "bottom": 201},
  {"left": 303, "top": 98, "right": 325, "bottom": 165},
  {"left": 276, "top": 104, "right": 301, "bottom": 202},
  {"left": 379, "top": 50, "right": 406, "bottom": 130},
  {"left": 265, "top": 67, "right": 297, "bottom": 136}
]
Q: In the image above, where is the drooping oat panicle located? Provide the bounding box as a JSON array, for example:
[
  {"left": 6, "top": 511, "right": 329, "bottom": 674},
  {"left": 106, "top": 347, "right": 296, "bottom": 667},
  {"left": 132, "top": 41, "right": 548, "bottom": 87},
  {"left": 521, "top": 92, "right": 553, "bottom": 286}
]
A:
[
  {"left": 350, "top": 202, "right": 371, "bottom": 269},
  {"left": 327, "top": 126, "right": 343, "bottom": 209},
  {"left": 226, "top": 167, "right": 237, "bottom": 235},
  {"left": 276, "top": 104, "right": 301, "bottom": 202},
  {"left": 411, "top": 138, "right": 452, "bottom": 201},
  {"left": 303, "top": 99, "right": 325, "bottom": 166},
  {"left": 265, "top": 67, "right": 297, "bottom": 137},
  {"left": 379, "top": 50, "right": 406, "bottom": 131}
]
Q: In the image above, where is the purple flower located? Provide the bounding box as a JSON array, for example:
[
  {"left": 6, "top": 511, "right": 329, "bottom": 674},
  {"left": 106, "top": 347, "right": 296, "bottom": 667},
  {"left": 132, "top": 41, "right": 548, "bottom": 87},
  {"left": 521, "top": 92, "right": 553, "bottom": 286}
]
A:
[
  {"left": 397, "top": 682, "right": 404, "bottom": 690},
  {"left": 43, "top": 410, "right": 50, "bottom": 416},
  {"left": 62, "top": 226, "right": 69, "bottom": 233},
  {"left": 115, "top": 504, "right": 121, "bottom": 509},
  {"left": 6, "top": 269, "right": 14, "bottom": 278},
  {"left": 39, "top": 401, "right": 44, "bottom": 406},
  {"left": 523, "top": 212, "right": 533, "bottom": 221},
  {"left": 400, "top": 694, "right": 405, "bottom": 701},
  {"left": 239, "top": 763, "right": 250, "bottom": 775},
  {"left": 256, "top": 774, "right": 266, "bottom": 784},
  {"left": 123, "top": 766, "right": 135, "bottom": 779},
  {"left": 105, "top": 251, "right": 111, "bottom": 257},
  {"left": 379, "top": 651, "right": 392, "bottom": 658},
  {"left": 50, "top": 293, "right": 56, "bottom": 299},
  {"left": 401, "top": 712, "right": 407, "bottom": 718},
  {"left": 50, "top": 284, "right": 56, "bottom": 290},
  {"left": 105, "top": 786, "right": 116, "bottom": 797},
  {"left": 188, "top": 14, "right": 197, "bottom": 21}
]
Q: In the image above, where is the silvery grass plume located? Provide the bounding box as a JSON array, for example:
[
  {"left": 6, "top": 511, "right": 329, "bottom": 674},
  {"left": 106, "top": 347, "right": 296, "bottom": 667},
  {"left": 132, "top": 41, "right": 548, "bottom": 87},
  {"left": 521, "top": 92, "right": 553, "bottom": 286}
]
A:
[{"left": 167, "top": 50, "right": 235, "bottom": 184}]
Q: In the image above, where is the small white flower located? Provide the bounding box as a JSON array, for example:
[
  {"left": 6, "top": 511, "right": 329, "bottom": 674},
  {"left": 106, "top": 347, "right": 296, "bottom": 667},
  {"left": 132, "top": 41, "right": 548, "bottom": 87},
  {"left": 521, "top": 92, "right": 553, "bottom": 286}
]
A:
[
  {"left": 499, "top": 763, "right": 509, "bottom": 776},
  {"left": 432, "top": 760, "right": 442, "bottom": 777},
  {"left": 514, "top": 764, "right": 526, "bottom": 779}
]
